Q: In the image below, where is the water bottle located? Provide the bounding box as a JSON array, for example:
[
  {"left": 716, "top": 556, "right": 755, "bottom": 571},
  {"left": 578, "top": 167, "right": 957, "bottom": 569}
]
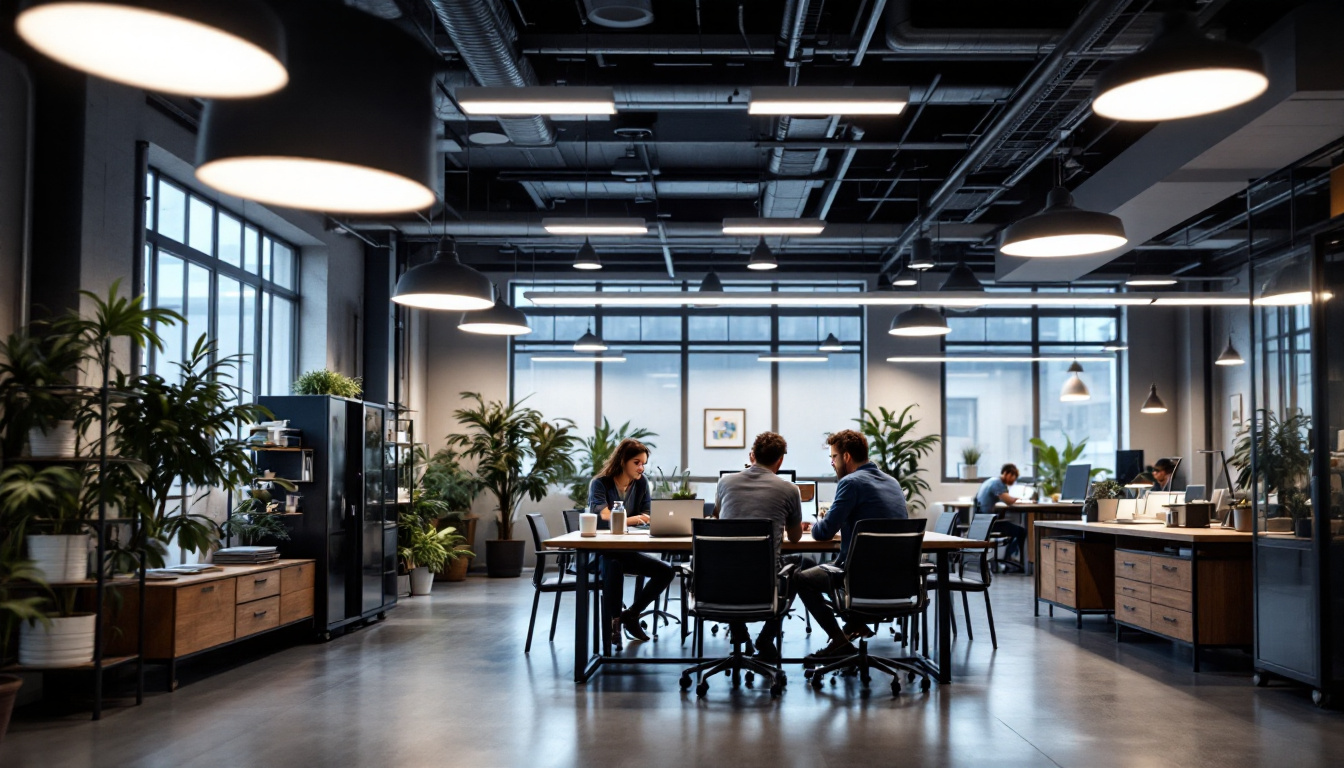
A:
[{"left": 611, "top": 500, "right": 627, "bottom": 535}]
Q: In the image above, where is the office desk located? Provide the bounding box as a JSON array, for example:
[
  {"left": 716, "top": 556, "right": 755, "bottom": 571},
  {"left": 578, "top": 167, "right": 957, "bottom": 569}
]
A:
[
  {"left": 1033, "top": 520, "right": 1252, "bottom": 670},
  {"left": 942, "top": 501, "right": 1084, "bottom": 570},
  {"left": 543, "top": 531, "right": 991, "bottom": 686}
]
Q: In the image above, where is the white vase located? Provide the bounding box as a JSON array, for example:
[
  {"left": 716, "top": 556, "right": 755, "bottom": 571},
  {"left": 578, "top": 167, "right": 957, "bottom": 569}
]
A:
[
  {"left": 959, "top": 464, "right": 978, "bottom": 481},
  {"left": 27, "top": 535, "right": 90, "bottom": 582},
  {"left": 28, "top": 421, "right": 77, "bottom": 458},
  {"left": 19, "top": 613, "right": 96, "bottom": 667},
  {"left": 410, "top": 567, "right": 435, "bottom": 596}
]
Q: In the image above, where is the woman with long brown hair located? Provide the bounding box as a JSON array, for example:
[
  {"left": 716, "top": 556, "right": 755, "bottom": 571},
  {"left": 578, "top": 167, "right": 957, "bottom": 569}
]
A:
[{"left": 588, "top": 438, "right": 675, "bottom": 645}]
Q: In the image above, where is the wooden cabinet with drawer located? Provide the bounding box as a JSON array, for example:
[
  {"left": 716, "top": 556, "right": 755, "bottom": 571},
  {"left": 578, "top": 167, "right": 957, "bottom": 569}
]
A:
[
  {"left": 1112, "top": 548, "right": 1249, "bottom": 653},
  {"left": 1035, "top": 536, "right": 1114, "bottom": 624}
]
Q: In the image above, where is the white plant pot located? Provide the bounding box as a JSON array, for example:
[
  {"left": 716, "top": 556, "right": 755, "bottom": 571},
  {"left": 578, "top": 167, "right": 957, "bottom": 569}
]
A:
[
  {"left": 1096, "top": 498, "right": 1120, "bottom": 522},
  {"left": 28, "top": 421, "right": 77, "bottom": 458},
  {"left": 27, "top": 535, "right": 90, "bottom": 582},
  {"left": 410, "top": 567, "right": 435, "bottom": 596},
  {"left": 1233, "top": 507, "right": 1254, "bottom": 533},
  {"left": 20, "top": 613, "right": 96, "bottom": 667},
  {"left": 959, "top": 464, "right": 978, "bottom": 481},
  {"left": 397, "top": 573, "right": 411, "bottom": 597}
]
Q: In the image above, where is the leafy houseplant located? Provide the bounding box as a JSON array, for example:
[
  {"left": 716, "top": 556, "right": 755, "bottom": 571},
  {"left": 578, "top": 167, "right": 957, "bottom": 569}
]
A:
[
  {"left": 1231, "top": 408, "right": 1311, "bottom": 510},
  {"left": 565, "top": 418, "right": 656, "bottom": 508},
  {"left": 292, "top": 369, "right": 363, "bottom": 398},
  {"left": 855, "top": 405, "right": 941, "bottom": 513},
  {"left": 0, "top": 464, "right": 88, "bottom": 582},
  {"left": 960, "top": 445, "right": 983, "bottom": 481},
  {"left": 221, "top": 486, "right": 296, "bottom": 546},
  {"left": 398, "top": 512, "right": 470, "bottom": 595},
  {"left": 1084, "top": 478, "right": 1124, "bottom": 521},
  {"left": 651, "top": 466, "right": 696, "bottom": 500},
  {"left": 445, "top": 393, "right": 578, "bottom": 578},
  {"left": 1029, "top": 435, "right": 1110, "bottom": 499}
]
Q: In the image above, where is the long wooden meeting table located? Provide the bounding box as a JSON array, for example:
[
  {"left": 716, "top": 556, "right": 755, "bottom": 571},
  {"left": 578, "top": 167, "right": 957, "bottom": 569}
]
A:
[{"left": 543, "top": 529, "right": 992, "bottom": 685}]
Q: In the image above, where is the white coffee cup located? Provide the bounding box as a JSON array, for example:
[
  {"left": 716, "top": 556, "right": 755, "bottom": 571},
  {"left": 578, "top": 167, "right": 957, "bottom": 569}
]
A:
[{"left": 580, "top": 512, "right": 598, "bottom": 537}]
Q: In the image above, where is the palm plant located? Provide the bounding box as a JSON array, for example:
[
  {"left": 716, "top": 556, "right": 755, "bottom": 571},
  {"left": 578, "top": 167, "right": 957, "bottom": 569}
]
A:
[
  {"left": 855, "top": 405, "right": 941, "bottom": 513},
  {"left": 565, "top": 418, "right": 656, "bottom": 507},
  {"left": 1029, "top": 435, "right": 1110, "bottom": 497},
  {"left": 445, "top": 392, "right": 578, "bottom": 541},
  {"left": 1231, "top": 408, "right": 1312, "bottom": 512}
]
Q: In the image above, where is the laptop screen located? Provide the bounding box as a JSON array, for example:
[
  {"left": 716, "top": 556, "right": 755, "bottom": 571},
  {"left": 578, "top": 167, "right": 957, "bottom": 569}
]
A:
[{"left": 794, "top": 481, "right": 818, "bottom": 519}]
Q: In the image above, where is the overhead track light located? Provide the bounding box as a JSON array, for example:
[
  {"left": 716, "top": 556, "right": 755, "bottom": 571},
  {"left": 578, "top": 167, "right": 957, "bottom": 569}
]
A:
[
  {"left": 818, "top": 333, "right": 844, "bottom": 352},
  {"left": 1215, "top": 336, "right": 1244, "bottom": 366},
  {"left": 458, "top": 291, "right": 532, "bottom": 336},
  {"left": 1125, "top": 274, "right": 1178, "bottom": 286},
  {"left": 747, "top": 238, "right": 778, "bottom": 271},
  {"left": 1140, "top": 384, "right": 1168, "bottom": 414},
  {"left": 542, "top": 218, "right": 648, "bottom": 235},
  {"left": 573, "top": 328, "right": 608, "bottom": 352},
  {"left": 573, "top": 239, "right": 602, "bottom": 270},
  {"left": 392, "top": 244, "right": 494, "bottom": 311},
  {"left": 999, "top": 187, "right": 1127, "bottom": 257},
  {"left": 722, "top": 218, "right": 826, "bottom": 235},
  {"left": 748, "top": 86, "right": 910, "bottom": 115},
  {"left": 16, "top": 0, "right": 288, "bottom": 98},
  {"left": 456, "top": 86, "right": 616, "bottom": 116},
  {"left": 889, "top": 306, "right": 950, "bottom": 337},
  {"left": 908, "top": 236, "right": 937, "bottom": 270},
  {"left": 1092, "top": 12, "right": 1269, "bottom": 122},
  {"left": 196, "top": 1, "right": 436, "bottom": 213}
]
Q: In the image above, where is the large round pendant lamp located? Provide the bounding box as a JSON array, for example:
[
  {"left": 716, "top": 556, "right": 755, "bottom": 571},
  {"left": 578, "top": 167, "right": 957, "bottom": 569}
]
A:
[
  {"left": 1060, "top": 360, "right": 1091, "bottom": 402},
  {"left": 1092, "top": 12, "right": 1268, "bottom": 122},
  {"left": 196, "top": 1, "right": 437, "bottom": 213},
  {"left": 888, "top": 306, "right": 949, "bottom": 337},
  {"left": 392, "top": 245, "right": 494, "bottom": 311},
  {"left": 16, "top": 0, "right": 287, "bottom": 98},
  {"left": 458, "top": 293, "right": 531, "bottom": 336},
  {"left": 999, "top": 187, "right": 1127, "bottom": 257}
]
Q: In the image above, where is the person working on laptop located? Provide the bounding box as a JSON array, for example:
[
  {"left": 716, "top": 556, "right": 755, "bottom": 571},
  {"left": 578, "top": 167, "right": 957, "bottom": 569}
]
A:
[
  {"left": 976, "top": 463, "right": 1027, "bottom": 564},
  {"left": 1151, "top": 458, "right": 1176, "bottom": 492},
  {"left": 715, "top": 431, "right": 803, "bottom": 662},
  {"left": 588, "top": 438, "right": 675, "bottom": 646},
  {"left": 795, "top": 429, "right": 908, "bottom": 662}
]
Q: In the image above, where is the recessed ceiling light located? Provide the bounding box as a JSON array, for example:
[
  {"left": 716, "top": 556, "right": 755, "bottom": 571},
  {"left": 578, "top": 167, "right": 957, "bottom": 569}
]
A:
[
  {"left": 457, "top": 86, "right": 617, "bottom": 116},
  {"left": 749, "top": 86, "right": 910, "bottom": 115}
]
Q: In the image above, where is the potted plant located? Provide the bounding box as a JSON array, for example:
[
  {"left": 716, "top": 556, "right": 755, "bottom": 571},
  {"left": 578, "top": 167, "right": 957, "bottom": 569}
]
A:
[
  {"left": 1029, "top": 435, "right": 1109, "bottom": 501},
  {"left": 960, "top": 445, "right": 983, "bottom": 481},
  {"left": 0, "top": 330, "right": 88, "bottom": 458},
  {"left": 221, "top": 485, "right": 296, "bottom": 546},
  {"left": 0, "top": 556, "right": 49, "bottom": 741},
  {"left": 855, "top": 405, "right": 941, "bottom": 513},
  {"left": 292, "top": 369, "right": 363, "bottom": 398},
  {"left": 0, "top": 464, "right": 89, "bottom": 582},
  {"left": 398, "top": 512, "right": 470, "bottom": 595},
  {"left": 1085, "top": 479, "right": 1124, "bottom": 522},
  {"left": 446, "top": 393, "right": 578, "bottom": 578},
  {"left": 564, "top": 418, "right": 656, "bottom": 508},
  {"left": 1231, "top": 408, "right": 1312, "bottom": 531},
  {"left": 419, "top": 447, "right": 479, "bottom": 580}
]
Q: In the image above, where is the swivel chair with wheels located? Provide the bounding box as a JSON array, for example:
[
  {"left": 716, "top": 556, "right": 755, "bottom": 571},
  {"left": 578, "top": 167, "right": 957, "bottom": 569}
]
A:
[
  {"left": 805, "top": 517, "right": 932, "bottom": 696},
  {"left": 679, "top": 518, "right": 793, "bottom": 698}
]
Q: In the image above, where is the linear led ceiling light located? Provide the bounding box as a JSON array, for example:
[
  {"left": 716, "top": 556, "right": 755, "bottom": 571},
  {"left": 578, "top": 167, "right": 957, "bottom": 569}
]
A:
[
  {"left": 888, "top": 355, "right": 1113, "bottom": 363},
  {"left": 999, "top": 187, "right": 1127, "bottom": 257},
  {"left": 196, "top": 1, "right": 436, "bottom": 213},
  {"left": 456, "top": 86, "right": 616, "bottom": 115},
  {"left": 747, "top": 238, "right": 778, "bottom": 271},
  {"left": 1255, "top": 256, "right": 1329, "bottom": 306},
  {"left": 457, "top": 291, "right": 531, "bottom": 336},
  {"left": 523, "top": 290, "right": 1245, "bottom": 308},
  {"left": 392, "top": 244, "right": 494, "bottom": 311},
  {"left": 1215, "top": 336, "right": 1244, "bottom": 366},
  {"left": 542, "top": 218, "right": 648, "bottom": 235},
  {"left": 1125, "top": 274, "right": 1178, "bottom": 286},
  {"left": 16, "top": 0, "right": 288, "bottom": 98},
  {"left": 748, "top": 86, "right": 910, "bottom": 115},
  {"left": 1140, "top": 384, "right": 1169, "bottom": 414},
  {"left": 573, "top": 239, "right": 602, "bottom": 270},
  {"left": 1092, "top": 12, "right": 1268, "bottom": 122},
  {"left": 532, "top": 355, "right": 626, "bottom": 363},
  {"left": 758, "top": 355, "right": 830, "bottom": 363},
  {"left": 889, "top": 306, "right": 949, "bottom": 337},
  {"left": 722, "top": 218, "right": 826, "bottom": 235}
]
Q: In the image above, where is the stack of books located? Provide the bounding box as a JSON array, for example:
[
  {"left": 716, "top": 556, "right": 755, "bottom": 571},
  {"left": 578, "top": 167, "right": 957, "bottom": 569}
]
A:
[{"left": 213, "top": 546, "right": 281, "bottom": 564}]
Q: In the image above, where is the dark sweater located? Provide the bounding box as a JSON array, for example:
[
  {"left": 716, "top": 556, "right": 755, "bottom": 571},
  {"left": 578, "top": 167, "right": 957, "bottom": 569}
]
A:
[{"left": 587, "top": 475, "right": 652, "bottom": 529}]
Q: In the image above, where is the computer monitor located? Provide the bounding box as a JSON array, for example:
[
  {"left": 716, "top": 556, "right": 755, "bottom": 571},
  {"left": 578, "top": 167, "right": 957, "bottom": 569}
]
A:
[
  {"left": 1116, "top": 450, "right": 1145, "bottom": 486},
  {"left": 1061, "top": 464, "right": 1091, "bottom": 502}
]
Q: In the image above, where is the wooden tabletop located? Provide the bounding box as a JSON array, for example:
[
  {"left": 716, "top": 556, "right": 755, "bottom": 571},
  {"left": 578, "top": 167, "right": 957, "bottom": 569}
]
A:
[
  {"left": 941, "top": 501, "right": 1083, "bottom": 512},
  {"left": 143, "top": 559, "right": 313, "bottom": 587},
  {"left": 1034, "top": 520, "right": 1253, "bottom": 543},
  {"left": 544, "top": 530, "right": 991, "bottom": 552}
]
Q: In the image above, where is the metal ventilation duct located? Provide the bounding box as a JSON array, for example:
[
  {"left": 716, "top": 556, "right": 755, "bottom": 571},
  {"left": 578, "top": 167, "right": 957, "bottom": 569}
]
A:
[{"left": 428, "top": 0, "right": 554, "bottom": 146}]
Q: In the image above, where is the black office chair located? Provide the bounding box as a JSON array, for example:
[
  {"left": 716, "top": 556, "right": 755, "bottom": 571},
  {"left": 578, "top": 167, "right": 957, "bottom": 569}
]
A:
[
  {"left": 562, "top": 508, "right": 583, "bottom": 533},
  {"left": 804, "top": 517, "right": 932, "bottom": 696},
  {"left": 933, "top": 509, "right": 960, "bottom": 536},
  {"left": 924, "top": 513, "right": 998, "bottom": 649},
  {"left": 524, "top": 513, "right": 597, "bottom": 654},
  {"left": 679, "top": 518, "right": 793, "bottom": 698}
]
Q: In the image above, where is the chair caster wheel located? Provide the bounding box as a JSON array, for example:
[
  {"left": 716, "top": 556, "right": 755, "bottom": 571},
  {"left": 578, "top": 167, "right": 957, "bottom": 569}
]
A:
[
  {"left": 770, "top": 683, "right": 782, "bottom": 698},
  {"left": 810, "top": 675, "right": 823, "bottom": 690},
  {"left": 696, "top": 682, "right": 709, "bottom": 697},
  {"left": 1252, "top": 673, "right": 1270, "bottom": 687},
  {"left": 679, "top": 676, "right": 692, "bottom": 690},
  {"left": 920, "top": 677, "right": 931, "bottom": 692},
  {"left": 745, "top": 671, "right": 754, "bottom": 685},
  {"left": 907, "top": 671, "right": 916, "bottom": 682},
  {"left": 891, "top": 681, "right": 902, "bottom": 696},
  {"left": 803, "top": 669, "right": 813, "bottom": 679}
]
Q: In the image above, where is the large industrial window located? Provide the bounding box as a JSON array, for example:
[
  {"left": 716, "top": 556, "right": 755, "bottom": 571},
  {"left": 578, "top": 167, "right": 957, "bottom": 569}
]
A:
[
  {"left": 142, "top": 169, "right": 299, "bottom": 399},
  {"left": 511, "top": 281, "right": 865, "bottom": 480}
]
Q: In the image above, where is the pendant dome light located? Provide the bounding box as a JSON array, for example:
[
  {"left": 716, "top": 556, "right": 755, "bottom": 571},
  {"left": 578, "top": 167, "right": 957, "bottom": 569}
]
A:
[
  {"left": 889, "top": 306, "right": 950, "bottom": 337},
  {"left": 1060, "top": 360, "right": 1091, "bottom": 402},
  {"left": 1215, "top": 336, "right": 1244, "bottom": 366},
  {"left": 747, "top": 237, "right": 778, "bottom": 271},
  {"left": 574, "top": 327, "right": 608, "bottom": 352},
  {"left": 1140, "top": 384, "right": 1168, "bottom": 414},
  {"left": 1092, "top": 12, "right": 1268, "bottom": 122},
  {"left": 16, "top": 0, "right": 288, "bottom": 98},
  {"left": 891, "top": 263, "right": 919, "bottom": 287},
  {"left": 699, "top": 269, "right": 724, "bottom": 293},
  {"left": 999, "top": 186, "right": 1127, "bottom": 257},
  {"left": 392, "top": 242, "right": 494, "bottom": 311},
  {"left": 458, "top": 290, "right": 532, "bottom": 336},
  {"left": 939, "top": 262, "right": 984, "bottom": 293},
  {"left": 573, "top": 239, "right": 602, "bottom": 270},
  {"left": 195, "top": 0, "right": 437, "bottom": 214},
  {"left": 908, "top": 235, "right": 937, "bottom": 270}
]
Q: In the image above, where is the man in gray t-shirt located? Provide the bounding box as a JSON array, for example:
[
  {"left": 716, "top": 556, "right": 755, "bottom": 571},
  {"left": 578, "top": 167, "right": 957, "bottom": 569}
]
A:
[{"left": 715, "top": 432, "right": 803, "bottom": 661}]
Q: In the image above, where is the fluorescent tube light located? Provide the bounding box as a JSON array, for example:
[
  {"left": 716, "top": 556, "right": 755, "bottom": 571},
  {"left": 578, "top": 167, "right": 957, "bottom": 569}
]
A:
[
  {"left": 457, "top": 86, "right": 616, "bottom": 115},
  {"left": 531, "top": 355, "right": 627, "bottom": 363},
  {"left": 542, "top": 218, "right": 648, "bottom": 235},
  {"left": 887, "top": 356, "right": 1114, "bottom": 363},
  {"left": 722, "top": 218, "right": 826, "bottom": 235},
  {"left": 758, "top": 355, "right": 829, "bottom": 363},
  {"left": 749, "top": 86, "right": 909, "bottom": 115}
]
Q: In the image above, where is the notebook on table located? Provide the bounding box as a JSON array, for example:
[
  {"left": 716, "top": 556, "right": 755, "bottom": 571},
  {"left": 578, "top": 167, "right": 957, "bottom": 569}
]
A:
[{"left": 649, "top": 499, "right": 703, "bottom": 537}]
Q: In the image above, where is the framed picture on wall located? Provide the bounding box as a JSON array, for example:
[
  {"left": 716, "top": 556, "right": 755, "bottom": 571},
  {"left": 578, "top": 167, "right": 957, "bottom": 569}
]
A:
[
  {"left": 704, "top": 409, "right": 746, "bottom": 449},
  {"left": 1230, "top": 394, "right": 1244, "bottom": 427}
]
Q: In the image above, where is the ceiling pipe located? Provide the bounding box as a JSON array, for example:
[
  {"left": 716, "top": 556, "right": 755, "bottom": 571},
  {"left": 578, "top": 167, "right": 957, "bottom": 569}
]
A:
[
  {"left": 852, "top": 0, "right": 889, "bottom": 67},
  {"left": 879, "top": 0, "right": 1134, "bottom": 274},
  {"left": 814, "top": 126, "right": 865, "bottom": 220}
]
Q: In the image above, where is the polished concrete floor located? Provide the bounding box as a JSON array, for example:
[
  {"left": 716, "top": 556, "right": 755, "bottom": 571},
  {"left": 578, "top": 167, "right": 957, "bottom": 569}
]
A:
[{"left": 4, "top": 572, "right": 1343, "bottom": 767}]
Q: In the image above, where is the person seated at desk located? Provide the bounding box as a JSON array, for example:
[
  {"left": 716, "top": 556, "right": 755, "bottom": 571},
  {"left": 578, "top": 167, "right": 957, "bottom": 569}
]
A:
[
  {"left": 976, "top": 463, "right": 1027, "bottom": 563},
  {"left": 796, "top": 429, "right": 908, "bottom": 662},
  {"left": 715, "top": 431, "right": 803, "bottom": 663},
  {"left": 588, "top": 438, "right": 676, "bottom": 646},
  {"left": 1151, "top": 458, "right": 1176, "bottom": 492}
]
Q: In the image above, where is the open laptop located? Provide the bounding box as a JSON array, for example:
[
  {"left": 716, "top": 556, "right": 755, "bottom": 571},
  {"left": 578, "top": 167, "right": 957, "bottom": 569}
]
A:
[
  {"left": 794, "top": 480, "right": 819, "bottom": 519},
  {"left": 649, "top": 499, "right": 703, "bottom": 537}
]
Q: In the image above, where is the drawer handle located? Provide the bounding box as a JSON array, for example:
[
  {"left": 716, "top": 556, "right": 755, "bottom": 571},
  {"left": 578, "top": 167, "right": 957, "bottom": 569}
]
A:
[
  {"left": 1122, "top": 587, "right": 1135, "bottom": 593},
  {"left": 1162, "top": 616, "right": 1177, "bottom": 623},
  {"left": 1121, "top": 561, "right": 1136, "bottom": 567},
  {"left": 255, "top": 578, "right": 269, "bottom": 584},
  {"left": 1059, "top": 569, "right": 1070, "bottom": 575},
  {"left": 1161, "top": 565, "right": 1177, "bottom": 572},
  {"left": 1122, "top": 605, "right": 1136, "bottom": 612},
  {"left": 254, "top": 610, "right": 268, "bottom": 618},
  {"left": 201, "top": 586, "right": 215, "bottom": 594},
  {"left": 1059, "top": 587, "right": 1072, "bottom": 593}
]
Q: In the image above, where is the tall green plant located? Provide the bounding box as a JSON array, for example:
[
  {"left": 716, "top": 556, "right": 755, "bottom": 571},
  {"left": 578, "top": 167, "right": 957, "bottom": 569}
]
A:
[
  {"left": 1029, "top": 435, "right": 1109, "bottom": 497},
  {"left": 1231, "top": 408, "right": 1311, "bottom": 502},
  {"left": 0, "top": 558, "right": 50, "bottom": 665},
  {"left": 445, "top": 393, "right": 578, "bottom": 541},
  {"left": 419, "top": 446, "right": 478, "bottom": 518},
  {"left": 855, "top": 405, "right": 941, "bottom": 513},
  {"left": 565, "top": 418, "right": 656, "bottom": 507}
]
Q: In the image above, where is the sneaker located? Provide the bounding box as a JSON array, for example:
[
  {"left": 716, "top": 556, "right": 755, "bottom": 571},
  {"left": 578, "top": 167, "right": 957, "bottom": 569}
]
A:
[{"left": 803, "top": 638, "right": 857, "bottom": 663}]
